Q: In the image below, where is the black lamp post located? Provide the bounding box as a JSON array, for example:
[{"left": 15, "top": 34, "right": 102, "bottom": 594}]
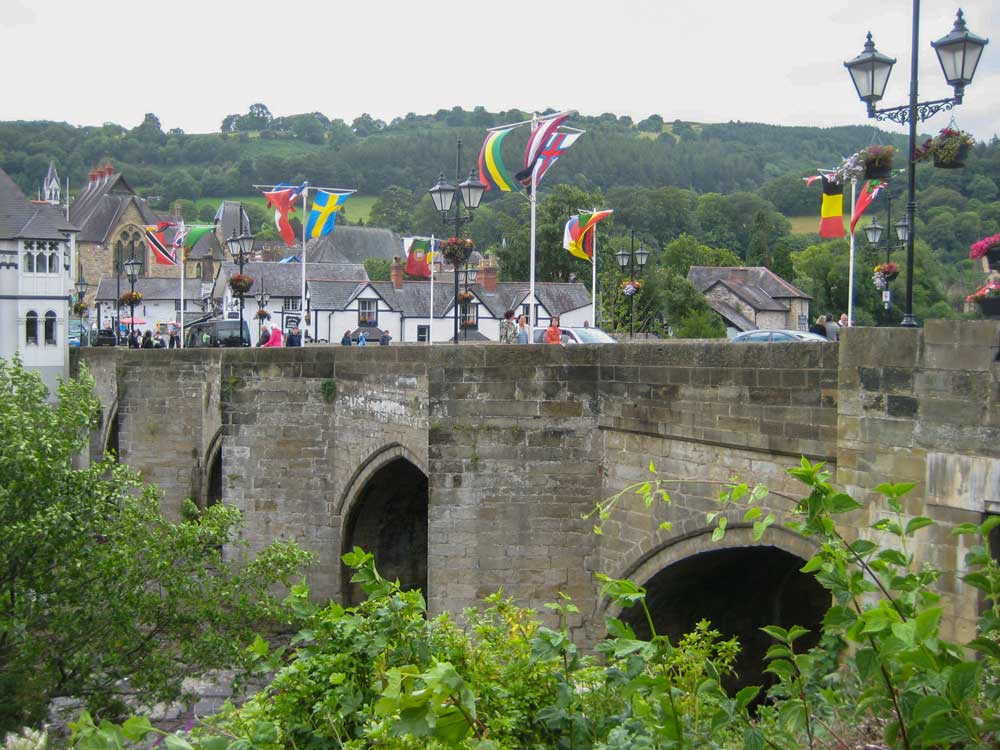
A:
[
  {"left": 864, "top": 195, "right": 910, "bottom": 313},
  {"left": 226, "top": 212, "right": 256, "bottom": 340},
  {"left": 75, "top": 270, "right": 89, "bottom": 345},
  {"left": 844, "top": 7, "right": 988, "bottom": 327},
  {"left": 123, "top": 254, "right": 141, "bottom": 338},
  {"left": 114, "top": 248, "right": 122, "bottom": 341},
  {"left": 615, "top": 230, "right": 649, "bottom": 339},
  {"left": 429, "top": 138, "right": 486, "bottom": 343},
  {"left": 254, "top": 279, "right": 270, "bottom": 340}
]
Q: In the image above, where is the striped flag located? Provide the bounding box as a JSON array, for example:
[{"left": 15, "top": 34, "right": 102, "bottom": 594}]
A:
[
  {"left": 850, "top": 179, "right": 887, "bottom": 235},
  {"left": 478, "top": 127, "right": 518, "bottom": 193},
  {"left": 146, "top": 221, "right": 177, "bottom": 265},
  {"left": 563, "top": 210, "right": 613, "bottom": 261},
  {"left": 819, "top": 177, "right": 845, "bottom": 238}
]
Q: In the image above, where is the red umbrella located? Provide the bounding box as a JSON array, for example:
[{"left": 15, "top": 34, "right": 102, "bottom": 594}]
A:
[{"left": 120, "top": 317, "right": 147, "bottom": 325}]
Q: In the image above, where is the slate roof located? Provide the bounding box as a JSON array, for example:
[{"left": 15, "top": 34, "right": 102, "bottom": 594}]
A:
[
  {"left": 95, "top": 277, "right": 205, "bottom": 302},
  {"left": 311, "top": 279, "right": 591, "bottom": 319},
  {"left": 69, "top": 172, "right": 158, "bottom": 244},
  {"left": 307, "top": 226, "right": 403, "bottom": 264},
  {"left": 214, "top": 201, "right": 252, "bottom": 241},
  {"left": 0, "top": 167, "right": 77, "bottom": 241},
  {"left": 213, "top": 261, "right": 368, "bottom": 299},
  {"left": 688, "top": 267, "right": 811, "bottom": 303}
]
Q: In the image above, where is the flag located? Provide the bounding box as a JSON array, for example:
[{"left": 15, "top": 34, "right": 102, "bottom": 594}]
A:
[
  {"left": 477, "top": 127, "right": 517, "bottom": 193},
  {"left": 524, "top": 113, "right": 570, "bottom": 171},
  {"left": 850, "top": 179, "right": 887, "bottom": 235},
  {"left": 403, "top": 237, "right": 433, "bottom": 278},
  {"left": 819, "top": 177, "right": 845, "bottom": 238},
  {"left": 181, "top": 225, "right": 215, "bottom": 250},
  {"left": 515, "top": 131, "right": 582, "bottom": 192},
  {"left": 262, "top": 182, "right": 307, "bottom": 246},
  {"left": 306, "top": 190, "right": 351, "bottom": 239},
  {"left": 563, "top": 210, "right": 613, "bottom": 261},
  {"left": 803, "top": 175, "right": 822, "bottom": 187},
  {"left": 145, "top": 221, "right": 177, "bottom": 265}
]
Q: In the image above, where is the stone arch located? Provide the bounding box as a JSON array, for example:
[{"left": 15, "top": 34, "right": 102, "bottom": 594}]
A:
[
  {"left": 338, "top": 443, "right": 429, "bottom": 605},
  {"left": 203, "top": 427, "right": 224, "bottom": 508},
  {"left": 600, "top": 525, "right": 828, "bottom": 693},
  {"left": 100, "top": 399, "right": 120, "bottom": 462}
]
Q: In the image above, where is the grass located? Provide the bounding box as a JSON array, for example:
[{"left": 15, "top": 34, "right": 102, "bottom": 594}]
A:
[
  {"left": 190, "top": 194, "right": 376, "bottom": 225},
  {"left": 788, "top": 214, "right": 849, "bottom": 235}
]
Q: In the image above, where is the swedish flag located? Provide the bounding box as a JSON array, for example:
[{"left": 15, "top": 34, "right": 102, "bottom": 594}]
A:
[{"left": 306, "top": 191, "right": 351, "bottom": 239}]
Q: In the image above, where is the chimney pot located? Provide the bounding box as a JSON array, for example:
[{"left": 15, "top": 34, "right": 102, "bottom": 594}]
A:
[{"left": 390, "top": 256, "right": 404, "bottom": 290}]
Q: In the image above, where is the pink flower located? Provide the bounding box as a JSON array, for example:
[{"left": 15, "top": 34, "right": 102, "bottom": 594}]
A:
[{"left": 969, "top": 234, "right": 1000, "bottom": 260}]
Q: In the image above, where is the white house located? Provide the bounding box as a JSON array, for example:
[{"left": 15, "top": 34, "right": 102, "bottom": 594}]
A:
[
  {"left": 309, "top": 257, "right": 593, "bottom": 344},
  {"left": 94, "top": 277, "right": 210, "bottom": 335},
  {"left": 0, "top": 167, "right": 79, "bottom": 393}
]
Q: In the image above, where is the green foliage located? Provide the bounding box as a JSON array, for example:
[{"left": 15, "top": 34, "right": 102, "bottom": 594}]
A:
[
  {"left": 364, "top": 257, "right": 392, "bottom": 281},
  {"left": 0, "top": 357, "right": 311, "bottom": 733}
]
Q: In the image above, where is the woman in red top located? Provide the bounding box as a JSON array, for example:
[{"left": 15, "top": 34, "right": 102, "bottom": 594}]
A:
[
  {"left": 544, "top": 317, "right": 563, "bottom": 344},
  {"left": 262, "top": 326, "right": 284, "bottom": 347}
]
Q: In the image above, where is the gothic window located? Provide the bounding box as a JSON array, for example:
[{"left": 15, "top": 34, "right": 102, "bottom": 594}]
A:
[
  {"left": 47, "top": 244, "right": 59, "bottom": 273},
  {"left": 25, "top": 311, "right": 38, "bottom": 344},
  {"left": 44, "top": 311, "right": 57, "bottom": 345},
  {"left": 23, "top": 241, "right": 35, "bottom": 273},
  {"left": 115, "top": 230, "right": 147, "bottom": 276}
]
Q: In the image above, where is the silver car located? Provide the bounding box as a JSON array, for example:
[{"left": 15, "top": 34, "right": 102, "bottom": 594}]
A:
[
  {"left": 731, "top": 329, "right": 829, "bottom": 342},
  {"left": 532, "top": 326, "right": 618, "bottom": 344}
]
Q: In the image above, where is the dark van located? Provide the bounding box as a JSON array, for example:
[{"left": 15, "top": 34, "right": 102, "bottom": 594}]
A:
[{"left": 184, "top": 319, "right": 251, "bottom": 348}]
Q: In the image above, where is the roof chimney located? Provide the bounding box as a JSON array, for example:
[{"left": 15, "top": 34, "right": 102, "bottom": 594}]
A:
[
  {"left": 390, "top": 256, "right": 404, "bottom": 290},
  {"left": 106, "top": 161, "right": 114, "bottom": 175},
  {"left": 88, "top": 169, "right": 97, "bottom": 187},
  {"left": 480, "top": 255, "right": 497, "bottom": 293}
]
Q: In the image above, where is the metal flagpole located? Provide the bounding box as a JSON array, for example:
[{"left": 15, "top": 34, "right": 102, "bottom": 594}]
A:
[
  {"left": 178, "top": 220, "right": 185, "bottom": 349},
  {"left": 590, "top": 207, "right": 598, "bottom": 326},
  {"left": 847, "top": 177, "right": 857, "bottom": 327},
  {"left": 429, "top": 234, "right": 435, "bottom": 345},
  {"left": 528, "top": 115, "right": 538, "bottom": 339},
  {"left": 301, "top": 187, "right": 308, "bottom": 332}
]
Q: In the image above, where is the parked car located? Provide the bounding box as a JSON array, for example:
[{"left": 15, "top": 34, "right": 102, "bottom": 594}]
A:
[
  {"left": 68, "top": 320, "right": 90, "bottom": 347},
  {"left": 184, "top": 319, "right": 251, "bottom": 348},
  {"left": 731, "top": 329, "right": 828, "bottom": 343},
  {"left": 92, "top": 328, "right": 119, "bottom": 347},
  {"left": 532, "top": 326, "right": 617, "bottom": 344}
]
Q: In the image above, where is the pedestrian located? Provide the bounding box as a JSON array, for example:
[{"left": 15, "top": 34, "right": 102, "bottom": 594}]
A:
[
  {"left": 499, "top": 309, "right": 517, "bottom": 344},
  {"left": 378, "top": 329, "right": 392, "bottom": 346},
  {"left": 516, "top": 314, "right": 530, "bottom": 344},
  {"left": 153, "top": 332, "right": 165, "bottom": 348},
  {"left": 257, "top": 322, "right": 271, "bottom": 347},
  {"left": 809, "top": 315, "right": 829, "bottom": 338},
  {"left": 129, "top": 329, "right": 141, "bottom": 349},
  {"left": 544, "top": 316, "right": 563, "bottom": 345},
  {"left": 285, "top": 325, "right": 302, "bottom": 347},
  {"left": 341, "top": 330, "right": 352, "bottom": 346},
  {"left": 824, "top": 314, "right": 840, "bottom": 341},
  {"left": 839, "top": 313, "right": 850, "bottom": 328},
  {"left": 262, "top": 324, "right": 283, "bottom": 347},
  {"left": 357, "top": 331, "right": 367, "bottom": 347},
  {"left": 141, "top": 330, "right": 155, "bottom": 349},
  {"left": 168, "top": 322, "right": 180, "bottom": 348}
]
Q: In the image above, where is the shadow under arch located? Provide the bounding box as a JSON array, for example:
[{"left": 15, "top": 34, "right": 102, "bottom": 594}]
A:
[
  {"left": 101, "top": 399, "right": 120, "bottom": 462},
  {"left": 601, "top": 526, "right": 829, "bottom": 693},
  {"left": 338, "top": 444, "right": 429, "bottom": 605},
  {"left": 203, "top": 427, "right": 224, "bottom": 508}
]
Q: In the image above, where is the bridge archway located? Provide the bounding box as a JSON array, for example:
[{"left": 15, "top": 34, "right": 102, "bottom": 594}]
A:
[
  {"left": 339, "top": 444, "right": 429, "bottom": 605},
  {"left": 204, "top": 428, "right": 223, "bottom": 508},
  {"left": 102, "top": 400, "right": 120, "bottom": 461},
  {"left": 605, "top": 527, "right": 828, "bottom": 692}
]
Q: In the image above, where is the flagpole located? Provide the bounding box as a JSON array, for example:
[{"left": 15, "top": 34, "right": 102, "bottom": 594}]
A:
[
  {"left": 301, "top": 188, "right": 308, "bottom": 333},
  {"left": 429, "top": 234, "right": 435, "bottom": 345},
  {"left": 178, "top": 220, "right": 185, "bottom": 349},
  {"left": 848, "top": 176, "right": 857, "bottom": 327},
  {"left": 591, "top": 207, "right": 598, "bottom": 326}
]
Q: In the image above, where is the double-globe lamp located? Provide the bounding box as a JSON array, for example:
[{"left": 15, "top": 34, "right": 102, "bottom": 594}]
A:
[{"left": 844, "top": 7, "right": 987, "bottom": 327}]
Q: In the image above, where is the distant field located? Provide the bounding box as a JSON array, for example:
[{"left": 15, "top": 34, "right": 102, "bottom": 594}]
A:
[
  {"left": 192, "top": 194, "right": 376, "bottom": 224},
  {"left": 788, "top": 215, "right": 849, "bottom": 235}
]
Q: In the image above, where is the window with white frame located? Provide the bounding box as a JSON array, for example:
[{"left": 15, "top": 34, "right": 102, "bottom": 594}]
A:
[
  {"left": 21, "top": 241, "right": 61, "bottom": 274},
  {"left": 460, "top": 302, "right": 478, "bottom": 329},
  {"left": 417, "top": 325, "right": 430, "bottom": 342},
  {"left": 283, "top": 297, "right": 301, "bottom": 311},
  {"left": 25, "top": 311, "right": 38, "bottom": 344},
  {"left": 358, "top": 299, "right": 378, "bottom": 326},
  {"left": 44, "top": 311, "right": 57, "bottom": 345}
]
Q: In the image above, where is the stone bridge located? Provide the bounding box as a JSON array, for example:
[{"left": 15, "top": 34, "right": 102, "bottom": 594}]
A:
[{"left": 74, "top": 320, "right": 1000, "bottom": 665}]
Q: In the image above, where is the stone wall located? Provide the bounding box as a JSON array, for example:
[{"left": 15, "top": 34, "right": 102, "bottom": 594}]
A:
[{"left": 73, "top": 319, "right": 1000, "bottom": 644}]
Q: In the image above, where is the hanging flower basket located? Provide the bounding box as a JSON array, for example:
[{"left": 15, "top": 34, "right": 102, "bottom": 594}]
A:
[
  {"left": 860, "top": 145, "right": 897, "bottom": 180},
  {"left": 461, "top": 319, "right": 477, "bottom": 328},
  {"left": 621, "top": 279, "right": 643, "bottom": 296},
  {"left": 915, "top": 128, "right": 974, "bottom": 169},
  {"left": 457, "top": 290, "right": 474, "bottom": 304},
  {"left": 439, "top": 237, "right": 474, "bottom": 268},
  {"left": 118, "top": 291, "right": 142, "bottom": 307},
  {"left": 965, "top": 280, "right": 1000, "bottom": 317},
  {"left": 72, "top": 301, "right": 89, "bottom": 316},
  {"left": 872, "top": 262, "right": 900, "bottom": 290},
  {"left": 228, "top": 273, "right": 254, "bottom": 295},
  {"left": 969, "top": 234, "right": 1000, "bottom": 270},
  {"left": 255, "top": 308, "right": 270, "bottom": 320}
]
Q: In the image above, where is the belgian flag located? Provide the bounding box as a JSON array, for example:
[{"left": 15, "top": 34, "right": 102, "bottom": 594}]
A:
[{"left": 820, "top": 177, "right": 845, "bottom": 238}]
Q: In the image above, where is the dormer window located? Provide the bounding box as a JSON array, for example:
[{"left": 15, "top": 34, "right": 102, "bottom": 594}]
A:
[{"left": 358, "top": 299, "right": 378, "bottom": 326}]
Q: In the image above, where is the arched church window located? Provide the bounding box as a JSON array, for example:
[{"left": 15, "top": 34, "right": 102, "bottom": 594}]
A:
[{"left": 23, "top": 242, "right": 35, "bottom": 273}]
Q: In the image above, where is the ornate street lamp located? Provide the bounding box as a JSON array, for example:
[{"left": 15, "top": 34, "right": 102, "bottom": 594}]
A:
[
  {"left": 123, "top": 254, "right": 142, "bottom": 338},
  {"left": 428, "top": 138, "right": 485, "bottom": 343},
  {"left": 844, "top": 7, "right": 988, "bottom": 327},
  {"left": 226, "top": 209, "right": 256, "bottom": 340},
  {"left": 254, "top": 279, "right": 271, "bottom": 340},
  {"left": 75, "top": 270, "right": 89, "bottom": 345},
  {"left": 616, "top": 230, "right": 649, "bottom": 339}
]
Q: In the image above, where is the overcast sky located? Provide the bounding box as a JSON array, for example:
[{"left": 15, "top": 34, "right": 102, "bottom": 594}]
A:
[{"left": 2, "top": 0, "right": 997, "bottom": 139}]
